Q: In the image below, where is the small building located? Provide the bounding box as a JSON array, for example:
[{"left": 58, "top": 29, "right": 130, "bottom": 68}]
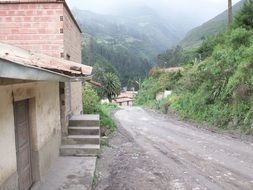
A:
[
  {"left": 0, "top": 1, "right": 96, "bottom": 189},
  {"left": 113, "top": 91, "right": 137, "bottom": 106}
]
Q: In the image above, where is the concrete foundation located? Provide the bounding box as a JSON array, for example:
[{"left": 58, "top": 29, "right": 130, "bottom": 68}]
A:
[
  {"left": 0, "top": 172, "right": 18, "bottom": 190},
  {"left": 39, "top": 157, "right": 96, "bottom": 190},
  {"left": 32, "top": 132, "right": 61, "bottom": 184}
]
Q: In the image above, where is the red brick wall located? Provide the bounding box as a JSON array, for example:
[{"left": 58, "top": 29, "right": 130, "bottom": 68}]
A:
[
  {"left": 63, "top": 7, "right": 81, "bottom": 63},
  {"left": 0, "top": 3, "right": 64, "bottom": 58}
]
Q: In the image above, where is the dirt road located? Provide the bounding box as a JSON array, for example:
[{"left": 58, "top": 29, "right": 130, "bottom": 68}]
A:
[{"left": 94, "top": 107, "right": 253, "bottom": 190}]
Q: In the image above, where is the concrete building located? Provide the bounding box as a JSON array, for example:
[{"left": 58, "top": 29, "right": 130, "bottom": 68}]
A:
[
  {"left": 0, "top": 1, "right": 99, "bottom": 189},
  {"left": 0, "top": 43, "right": 92, "bottom": 190},
  {"left": 0, "top": 0, "right": 85, "bottom": 135},
  {"left": 113, "top": 91, "right": 138, "bottom": 106}
]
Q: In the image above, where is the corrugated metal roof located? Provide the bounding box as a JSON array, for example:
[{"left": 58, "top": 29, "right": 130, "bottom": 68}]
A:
[{"left": 0, "top": 42, "right": 92, "bottom": 77}]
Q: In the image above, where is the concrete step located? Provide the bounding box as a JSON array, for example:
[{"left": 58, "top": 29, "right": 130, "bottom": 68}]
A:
[
  {"left": 62, "top": 135, "right": 100, "bottom": 145},
  {"left": 60, "top": 144, "right": 100, "bottom": 156},
  {"left": 68, "top": 127, "right": 100, "bottom": 135},
  {"left": 69, "top": 115, "right": 100, "bottom": 127}
]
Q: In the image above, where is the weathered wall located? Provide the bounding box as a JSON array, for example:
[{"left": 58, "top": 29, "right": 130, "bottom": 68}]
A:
[
  {"left": 63, "top": 6, "right": 81, "bottom": 63},
  {"left": 63, "top": 6, "right": 83, "bottom": 115},
  {"left": 0, "top": 81, "right": 61, "bottom": 189},
  {"left": 0, "top": 88, "right": 18, "bottom": 189}
]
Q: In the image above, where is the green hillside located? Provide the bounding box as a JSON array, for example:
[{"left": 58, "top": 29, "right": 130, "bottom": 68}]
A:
[
  {"left": 180, "top": 0, "right": 245, "bottom": 49},
  {"left": 73, "top": 8, "right": 182, "bottom": 61},
  {"left": 72, "top": 7, "right": 186, "bottom": 86},
  {"left": 135, "top": 0, "right": 253, "bottom": 133}
]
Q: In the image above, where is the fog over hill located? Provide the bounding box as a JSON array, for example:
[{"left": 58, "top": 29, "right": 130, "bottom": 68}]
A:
[
  {"left": 67, "top": 0, "right": 241, "bottom": 35},
  {"left": 180, "top": 0, "right": 246, "bottom": 48},
  {"left": 72, "top": 6, "right": 183, "bottom": 56},
  {"left": 67, "top": 0, "right": 241, "bottom": 85}
]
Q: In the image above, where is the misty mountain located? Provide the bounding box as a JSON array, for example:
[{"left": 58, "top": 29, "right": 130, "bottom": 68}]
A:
[
  {"left": 180, "top": 0, "right": 245, "bottom": 49},
  {"left": 72, "top": 7, "right": 185, "bottom": 61}
]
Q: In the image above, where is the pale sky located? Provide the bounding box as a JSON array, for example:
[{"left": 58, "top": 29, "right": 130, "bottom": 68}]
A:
[{"left": 66, "top": 0, "right": 241, "bottom": 27}]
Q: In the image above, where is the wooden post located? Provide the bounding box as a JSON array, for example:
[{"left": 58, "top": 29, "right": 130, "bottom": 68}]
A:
[{"left": 228, "top": 0, "right": 233, "bottom": 25}]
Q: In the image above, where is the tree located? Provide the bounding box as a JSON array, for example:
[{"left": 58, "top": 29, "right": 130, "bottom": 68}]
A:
[
  {"left": 234, "top": 0, "right": 253, "bottom": 30},
  {"left": 228, "top": 0, "right": 233, "bottom": 26},
  {"left": 102, "top": 73, "right": 121, "bottom": 102},
  {"left": 88, "top": 37, "right": 96, "bottom": 66}
]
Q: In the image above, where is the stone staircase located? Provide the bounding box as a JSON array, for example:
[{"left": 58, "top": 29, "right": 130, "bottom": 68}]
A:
[{"left": 60, "top": 115, "right": 100, "bottom": 156}]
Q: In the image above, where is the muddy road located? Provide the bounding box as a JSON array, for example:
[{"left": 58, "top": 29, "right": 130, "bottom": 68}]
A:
[{"left": 94, "top": 107, "right": 253, "bottom": 190}]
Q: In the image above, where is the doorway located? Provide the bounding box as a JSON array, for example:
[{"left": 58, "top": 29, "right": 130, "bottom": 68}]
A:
[{"left": 14, "top": 100, "right": 33, "bottom": 190}]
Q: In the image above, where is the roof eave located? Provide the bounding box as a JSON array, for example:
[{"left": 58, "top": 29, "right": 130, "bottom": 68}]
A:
[{"left": 0, "top": 58, "right": 91, "bottom": 82}]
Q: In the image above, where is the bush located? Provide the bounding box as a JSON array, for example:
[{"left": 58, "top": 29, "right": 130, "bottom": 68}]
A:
[
  {"left": 229, "top": 28, "right": 252, "bottom": 49},
  {"left": 134, "top": 3, "right": 253, "bottom": 134},
  {"left": 99, "top": 104, "right": 118, "bottom": 132},
  {"left": 134, "top": 71, "right": 182, "bottom": 106},
  {"left": 82, "top": 84, "right": 100, "bottom": 114},
  {"left": 234, "top": 0, "right": 253, "bottom": 30},
  {"left": 170, "top": 26, "right": 253, "bottom": 133},
  {"left": 82, "top": 83, "right": 118, "bottom": 135}
]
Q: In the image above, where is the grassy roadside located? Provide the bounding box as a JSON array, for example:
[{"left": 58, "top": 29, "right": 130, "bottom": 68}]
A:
[
  {"left": 99, "top": 103, "right": 119, "bottom": 136},
  {"left": 82, "top": 83, "right": 119, "bottom": 136}
]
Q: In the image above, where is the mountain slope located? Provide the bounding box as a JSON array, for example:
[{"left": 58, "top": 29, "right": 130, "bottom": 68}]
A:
[
  {"left": 72, "top": 7, "right": 183, "bottom": 61},
  {"left": 72, "top": 7, "right": 190, "bottom": 86},
  {"left": 180, "top": 0, "right": 245, "bottom": 49}
]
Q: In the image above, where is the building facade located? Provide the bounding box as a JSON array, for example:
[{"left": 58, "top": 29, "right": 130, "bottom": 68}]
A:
[
  {"left": 0, "top": 0, "right": 83, "bottom": 135},
  {"left": 0, "top": 1, "right": 89, "bottom": 189}
]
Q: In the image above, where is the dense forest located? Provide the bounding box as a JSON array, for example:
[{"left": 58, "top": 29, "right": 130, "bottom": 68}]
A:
[
  {"left": 81, "top": 35, "right": 151, "bottom": 87},
  {"left": 135, "top": 0, "right": 253, "bottom": 134},
  {"left": 71, "top": 7, "right": 189, "bottom": 88}
]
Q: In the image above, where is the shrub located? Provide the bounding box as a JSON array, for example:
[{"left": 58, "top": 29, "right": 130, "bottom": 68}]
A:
[
  {"left": 82, "top": 84, "right": 100, "bottom": 114},
  {"left": 170, "top": 26, "right": 253, "bottom": 133},
  {"left": 229, "top": 28, "right": 252, "bottom": 48},
  {"left": 99, "top": 104, "right": 118, "bottom": 132},
  {"left": 134, "top": 71, "right": 182, "bottom": 106},
  {"left": 135, "top": 6, "right": 253, "bottom": 133},
  {"left": 234, "top": 0, "right": 253, "bottom": 30},
  {"left": 82, "top": 84, "right": 118, "bottom": 135}
]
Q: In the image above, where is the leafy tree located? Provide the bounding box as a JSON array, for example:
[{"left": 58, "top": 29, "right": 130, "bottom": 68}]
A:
[
  {"left": 82, "top": 37, "right": 151, "bottom": 87},
  {"left": 88, "top": 37, "right": 96, "bottom": 65},
  {"left": 102, "top": 73, "right": 121, "bottom": 102},
  {"left": 234, "top": 0, "right": 253, "bottom": 30}
]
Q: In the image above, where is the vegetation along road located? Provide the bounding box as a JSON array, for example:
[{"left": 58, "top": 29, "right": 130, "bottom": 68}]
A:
[{"left": 94, "top": 107, "right": 253, "bottom": 190}]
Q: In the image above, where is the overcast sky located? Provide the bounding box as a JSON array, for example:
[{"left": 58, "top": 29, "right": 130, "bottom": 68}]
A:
[{"left": 66, "top": 0, "right": 241, "bottom": 26}]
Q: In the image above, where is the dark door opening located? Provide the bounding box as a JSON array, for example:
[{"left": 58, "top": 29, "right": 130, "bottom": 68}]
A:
[{"left": 14, "top": 100, "right": 33, "bottom": 190}]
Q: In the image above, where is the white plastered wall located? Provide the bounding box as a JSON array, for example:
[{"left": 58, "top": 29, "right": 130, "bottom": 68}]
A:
[{"left": 0, "top": 81, "right": 61, "bottom": 186}]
